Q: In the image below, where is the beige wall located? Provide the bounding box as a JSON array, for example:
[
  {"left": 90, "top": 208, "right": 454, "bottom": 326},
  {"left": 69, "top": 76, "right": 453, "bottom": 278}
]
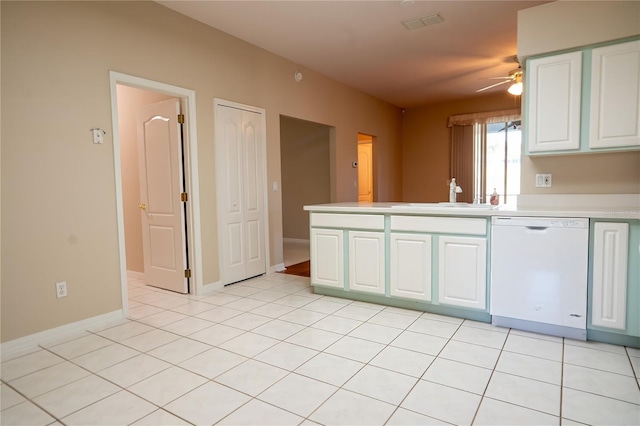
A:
[
  {"left": 116, "top": 85, "right": 174, "bottom": 273},
  {"left": 280, "top": 117, "right": 331, "bottom": 241},
  {"left": 518, "top": 1, "right": 640, "bottom": 60},
  {"left": 0, "top": 1, "right": 402, "bottom": 342},
  {"left": 403, "top": 93, "right": 521, "bottom": 202},
  {"left": 518, "top": 0, "right": 640, "bottom": 195},
  {"left": 522, "top": 152, "right": 640, "bottom": 194}
]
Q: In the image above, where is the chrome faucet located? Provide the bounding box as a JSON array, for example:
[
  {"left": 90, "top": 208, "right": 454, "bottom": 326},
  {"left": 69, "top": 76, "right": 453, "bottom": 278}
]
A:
[{"left": 449, "top": 178, "right": 463, "bottom": 203}]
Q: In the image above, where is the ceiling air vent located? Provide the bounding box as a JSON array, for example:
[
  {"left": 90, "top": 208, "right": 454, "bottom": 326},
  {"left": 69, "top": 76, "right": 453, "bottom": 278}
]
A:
[{"left": 402, "top": 13, "right": 445, "bottom": 30}]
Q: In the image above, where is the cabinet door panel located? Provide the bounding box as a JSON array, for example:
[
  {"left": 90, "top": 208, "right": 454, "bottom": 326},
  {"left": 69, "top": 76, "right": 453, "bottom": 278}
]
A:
[
  {"left": 348, "top": 231, "right": 385, "bottom": 295},
  {"left": 592, "top": 222, "right": 629, "bottom": 330},
  {"left": 527, "top": 51, "right": 582, "bottom": 152},
  {"left": 589, "top": 40, "right": 640, "bottom": 149},
  {"left": 311, "top": 228, "right": 344, "bottom": 289},
  {"left": 438, "top": 236, "right": 486, "bottom": 310},
  {"left": 390, "top": 233, "right": 432, "bottom": 301}
]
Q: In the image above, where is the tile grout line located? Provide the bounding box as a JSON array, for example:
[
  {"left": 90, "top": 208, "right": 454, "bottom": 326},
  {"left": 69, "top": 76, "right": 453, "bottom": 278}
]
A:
[
  {"left": 303, "top": 310, "right": 423, "bottom": 425},
  {"left": 559, "top": 337, "right": 565, "bottom": 423},
  {"left": 468, "top": 326, "right": 511, "bottom": 425},
  {"left": 5, "top": 276, "right": 639, "bottom": 425},
  {"left": 381, "top": 316, "right": 466, "bottom": 425},
  {"left": 624, "top": 347, "right": 640, "bottom": 392}
]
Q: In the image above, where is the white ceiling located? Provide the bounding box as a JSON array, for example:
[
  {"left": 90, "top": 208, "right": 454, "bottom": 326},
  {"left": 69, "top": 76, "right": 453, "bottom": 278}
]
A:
[{"left": 158, "top": 0, "right": 550, "bottom": 108}]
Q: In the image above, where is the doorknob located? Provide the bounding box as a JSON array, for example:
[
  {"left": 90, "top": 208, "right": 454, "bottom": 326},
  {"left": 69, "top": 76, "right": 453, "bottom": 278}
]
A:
[{"left": 139, "top": 203, "right": 147, "bottom": 210}]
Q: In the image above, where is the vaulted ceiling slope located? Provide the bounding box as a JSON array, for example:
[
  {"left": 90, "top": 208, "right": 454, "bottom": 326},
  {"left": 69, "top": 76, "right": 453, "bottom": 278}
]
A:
[{"left": 157, "top": 0, "right": 549, "bottom": 108}]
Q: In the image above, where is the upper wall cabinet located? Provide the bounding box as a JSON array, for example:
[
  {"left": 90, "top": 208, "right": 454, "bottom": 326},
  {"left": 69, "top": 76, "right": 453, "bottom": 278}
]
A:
[
  {"left": 527, "top": 52, "right": 583, "bottom": 153},
  {"left": 525, "top": 37, "right": 640, "bottom": 156},
  {"left": 589, "top": 40, "right": 640, "bottom": 149}
]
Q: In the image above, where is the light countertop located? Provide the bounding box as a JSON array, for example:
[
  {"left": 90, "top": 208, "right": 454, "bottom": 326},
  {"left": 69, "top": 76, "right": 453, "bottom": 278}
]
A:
[{"left": 304, "top": 196, "right": 640, "bottom": 220}]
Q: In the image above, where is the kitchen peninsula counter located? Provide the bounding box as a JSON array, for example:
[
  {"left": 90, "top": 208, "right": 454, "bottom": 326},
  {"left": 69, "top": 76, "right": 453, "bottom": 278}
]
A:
[
  {"left": 303, "top": 199, "right": 640, "bottom": 220},
  {"left": 304, "top": 195, "right": 640, "bottom": 347}
]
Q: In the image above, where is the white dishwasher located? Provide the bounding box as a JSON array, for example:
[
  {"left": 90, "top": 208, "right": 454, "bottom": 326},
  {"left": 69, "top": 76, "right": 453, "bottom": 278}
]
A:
[{"left": 490, "top": 216, "right": 589, "bottom": 339}]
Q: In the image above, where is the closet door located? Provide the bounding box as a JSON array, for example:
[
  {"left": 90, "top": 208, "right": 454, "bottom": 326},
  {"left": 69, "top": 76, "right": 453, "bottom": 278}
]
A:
[{"left": 215, "top": 103, "right": 266, "bottom": 285}]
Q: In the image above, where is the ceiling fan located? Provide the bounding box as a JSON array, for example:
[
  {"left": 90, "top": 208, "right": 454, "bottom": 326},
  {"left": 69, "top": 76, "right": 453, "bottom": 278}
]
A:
[{"left": 477, "top": 66, "right": 523, "bottom": 95}]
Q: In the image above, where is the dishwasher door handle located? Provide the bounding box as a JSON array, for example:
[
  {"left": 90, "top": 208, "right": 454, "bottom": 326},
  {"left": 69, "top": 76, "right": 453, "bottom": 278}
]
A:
[{"left": 525, "top": 226, "right": 549, "bottom": 233}]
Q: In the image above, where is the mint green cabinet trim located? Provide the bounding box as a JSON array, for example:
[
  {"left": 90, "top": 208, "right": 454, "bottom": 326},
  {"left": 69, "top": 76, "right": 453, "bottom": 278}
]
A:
[
  {"left": 432, "top": 235, "right": 440, "bottom": 304},
  {"left": 525, "top": 35, "right": 640, "bottom": 156},
  {"left": 384, "top": 215, "right": 391, "bottom": 297},
  {"left": 313, "top": 286, "right": 491, "bottom": 323},
  {"left": 485, "top": 219, "right": 493, "bottom": 311},
  {"left": 586, "top": 329, "right": 640, "bottom": 349},
  {"left": 587, "top": 219, "right": 640, "bottom": 338},
  {"left": 342, "top": 229, "right": 349, "bottom": 291}
]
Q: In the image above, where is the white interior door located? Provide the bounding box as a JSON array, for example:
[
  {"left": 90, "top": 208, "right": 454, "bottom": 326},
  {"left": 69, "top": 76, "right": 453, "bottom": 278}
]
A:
[
  {"left": 215, "top": 103, "right": 266, "bottom": 285},
  {"left": 137, "top": 98, "right": 188, "bottom": 293},
  {"left": 357, "top": 142, "right": 373, "bottom": 202}
]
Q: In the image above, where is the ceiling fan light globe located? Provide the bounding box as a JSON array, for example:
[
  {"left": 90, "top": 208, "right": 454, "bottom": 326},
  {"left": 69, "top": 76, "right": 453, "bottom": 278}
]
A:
[{"left": 508, "top": 82, "right": 523, "bottom": 95}]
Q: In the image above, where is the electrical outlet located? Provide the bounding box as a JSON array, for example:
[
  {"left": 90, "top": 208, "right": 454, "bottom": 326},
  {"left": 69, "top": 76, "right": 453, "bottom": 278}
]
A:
[
  {"left": 535, "top": 173, "right": 553, "bottom": 188},
  {"left": 56, "top": 281, "right": 67, "bottom": 298}
]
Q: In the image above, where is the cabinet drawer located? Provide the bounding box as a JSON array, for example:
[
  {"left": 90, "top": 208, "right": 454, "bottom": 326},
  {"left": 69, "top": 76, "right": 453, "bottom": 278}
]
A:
[
  {"left": 391, "top": 216, "right": 487, "bottom": 236},
  {"left": 311, "top": 213, "right": 384, "bottom": 230}
]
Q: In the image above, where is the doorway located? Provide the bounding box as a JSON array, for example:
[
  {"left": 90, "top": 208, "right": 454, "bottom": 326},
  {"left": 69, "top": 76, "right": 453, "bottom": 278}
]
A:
[
  {"left": 357, "top": 133, "right": 374, "bottom": 202},
  {"left": 279, "top": 116, "right": 332, "bottom": 267},
  {"left": 110, "top": 72, "right": 203, "bottom": 314}
]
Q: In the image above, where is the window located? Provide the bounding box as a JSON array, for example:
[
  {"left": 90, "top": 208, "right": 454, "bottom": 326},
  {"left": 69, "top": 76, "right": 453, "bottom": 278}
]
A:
[
  {"left": 448, "top": 109, "right": 521, "bottom": 206},
  {"left": 481, "top": 121, "right": 521, "bottom": 205}
]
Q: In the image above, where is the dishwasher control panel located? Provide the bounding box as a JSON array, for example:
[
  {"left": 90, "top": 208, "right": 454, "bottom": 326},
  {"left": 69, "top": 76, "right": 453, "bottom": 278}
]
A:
[{"left": 492, "top": 216, "right": 589, "bottom": 229}]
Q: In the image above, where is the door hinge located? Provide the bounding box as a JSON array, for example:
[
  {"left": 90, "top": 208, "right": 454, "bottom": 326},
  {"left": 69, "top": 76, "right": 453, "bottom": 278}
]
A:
[
  {"left": 181, "top": 192, "right": 188, "bottom": 202},
  {"left": 177, "top": 114, "right": 185, "bottom": 124},
  {"left": 184, "top": 269, "right": 191, "bottom": 278}
]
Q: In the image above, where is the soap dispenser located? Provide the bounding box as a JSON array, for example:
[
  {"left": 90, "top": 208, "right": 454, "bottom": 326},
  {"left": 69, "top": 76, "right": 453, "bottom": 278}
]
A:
[
  {"left": 490, "top": 188, "right": 499, "bottom": 205},
  {"left": 449, "top": 178, "right": 457, "bottom": 203}
]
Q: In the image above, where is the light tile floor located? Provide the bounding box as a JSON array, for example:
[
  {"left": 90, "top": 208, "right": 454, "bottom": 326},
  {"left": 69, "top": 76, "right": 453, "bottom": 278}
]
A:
[{"left": 1, "top": 273, "right": 639, "bottom": 425}]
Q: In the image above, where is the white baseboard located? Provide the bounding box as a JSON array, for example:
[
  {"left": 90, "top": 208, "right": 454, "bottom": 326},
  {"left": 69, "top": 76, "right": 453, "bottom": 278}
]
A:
[
  {"left": 126, "top": 270, "right": 145, "bottom": 280},
  {"left": 201, "top": 281, "right": 223, "bottom": 295},
  {"left": 270, "top": 263, "right": 286, "bottom": 273},
  {"left": 0, "top": 310, "right": 124, "bottom": 359},
  {"left": 283, "top": 238, "right": 310, "bottom": 245}
]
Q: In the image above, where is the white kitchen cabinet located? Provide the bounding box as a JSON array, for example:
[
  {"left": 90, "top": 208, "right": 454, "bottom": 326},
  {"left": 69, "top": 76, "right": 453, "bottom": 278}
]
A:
[
  {"left": 527, "top": 51, "right": 583, "bottom": 153},
  {"left": 348, "top": 231, "right": 385, "bottom": 295},
  {"left": 310, "top": 228, "right": 344, "bottom": 289},
  {"left": 591, "top": 222, "right": 629, "bottom": 330},
  {"left": 438, "top": 236, "right": 486, "bottom": 310},
  {"left": 390, "top": 233, "right": 432, "bottom": 302},
  {"left": 589, "top": 40, "right": 640, "bottom": 149}
]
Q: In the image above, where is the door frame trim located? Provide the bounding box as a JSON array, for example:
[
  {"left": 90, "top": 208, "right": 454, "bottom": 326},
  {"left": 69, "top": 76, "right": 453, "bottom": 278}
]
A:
[
  {"left": 109, "top": 71, "right": 204, "bottom": 315},
  {"left": 213, "top": 98, "right": 271, "bottom": 283}
]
